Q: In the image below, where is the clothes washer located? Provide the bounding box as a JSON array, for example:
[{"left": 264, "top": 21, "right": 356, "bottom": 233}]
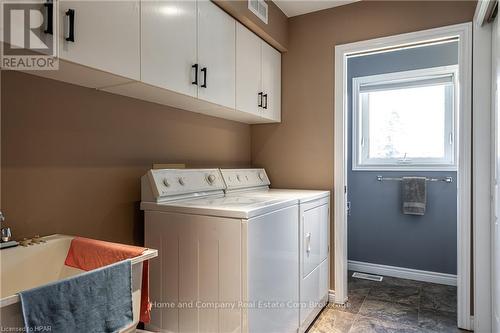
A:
[{"left": 141, "top": 168, "right": 300, "bottom": 333}]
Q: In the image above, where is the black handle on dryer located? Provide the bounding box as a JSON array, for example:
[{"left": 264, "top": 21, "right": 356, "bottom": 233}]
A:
[
  {"left": 43, "top": 1, "right": 53, "bottom": 35},
  {"left": 65, "top": 9, "right": 75, "bottom": 42}
]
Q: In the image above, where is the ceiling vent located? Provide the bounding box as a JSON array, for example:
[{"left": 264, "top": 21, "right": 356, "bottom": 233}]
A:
[{"left": 248, "top": 0, "right": 268, "bottom": 24}]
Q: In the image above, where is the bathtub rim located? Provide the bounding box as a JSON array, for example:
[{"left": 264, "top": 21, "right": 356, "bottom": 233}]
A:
[{"left": 0, "top": 234, "right": 158, "bottom": 308}]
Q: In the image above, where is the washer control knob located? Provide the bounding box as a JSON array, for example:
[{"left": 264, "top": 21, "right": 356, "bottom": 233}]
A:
[
  {"left": 163, "top": 178, "right": 170, "bottom": 187},
  {"left": 207, "top": 174, "right": 216, "bottom": 185},
  {"left": 178, "top": 177, "right": 185, "bottom": 186},
  {"left": 258, "top": 172, "right": 265, "bottom": 181}
]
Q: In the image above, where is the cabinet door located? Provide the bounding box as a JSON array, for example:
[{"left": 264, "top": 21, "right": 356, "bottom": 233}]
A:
[
  {"left": 197, "top": 0, "right": 235, "bottom": 109},
  {"left": 58, "top": 1, "right": 140, "bottom": 80},
  {"left": 261, "top": 42, "right": 281, "bottom": 122},
  {"left": 141, "top": 0, "right": 197, "bottom": 97},
  {"left": 236, "top": 22, "right": 262, "bottom": 116}
]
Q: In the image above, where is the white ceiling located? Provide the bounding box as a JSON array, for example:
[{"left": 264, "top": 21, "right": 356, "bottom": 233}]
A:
[{"left": 273, "top": 0, "right": 359, "bottom": 17}]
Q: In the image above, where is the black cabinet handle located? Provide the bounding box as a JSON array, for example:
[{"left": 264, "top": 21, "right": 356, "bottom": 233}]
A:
[
  {"left": 65, "top": 9, "right": 75, "bottom": 42},
  {"left": 263, "top": 94, "right": 268, "bottom": 109},
  {"left": 200, "top": 67, "right": 207, "bottom": 88},
  {"left": 258, "top": 92, "right": 263, "bottom": 107},
  {"left": 43, "top": 1, "right": 53, "bottom": 35},
  {"left": 192, "top": 64, "right": 198, "bottom": 85}
]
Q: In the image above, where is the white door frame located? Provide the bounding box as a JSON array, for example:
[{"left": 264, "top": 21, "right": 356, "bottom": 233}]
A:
[
  {"left": 334, "top": 23, "right": 473, "bottom": 330},
  {"left": 472, "top": 1, "right": 494, "bottom": 331},
  {"left": 491, "top": 16, "right": 500, "bottom": 333}
]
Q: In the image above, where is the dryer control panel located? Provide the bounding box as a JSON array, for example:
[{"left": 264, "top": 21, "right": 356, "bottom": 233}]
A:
[
  {"left": 220, "top": 168, "right": 270, "bottom": 191},
  {"left": 142, "top": 169, "right": 225, "bottom": 202}
]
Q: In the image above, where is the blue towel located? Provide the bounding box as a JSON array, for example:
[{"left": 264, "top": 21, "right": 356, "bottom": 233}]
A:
[{"left": 19, "top": 260, "right": 133, "bottom": 333}]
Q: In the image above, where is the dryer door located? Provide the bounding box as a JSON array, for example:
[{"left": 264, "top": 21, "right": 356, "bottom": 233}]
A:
[{"left": 302, "top": 203, "right": 329, "bottom": 277}]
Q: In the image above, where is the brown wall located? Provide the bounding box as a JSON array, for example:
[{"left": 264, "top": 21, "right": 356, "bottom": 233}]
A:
[
  {"left": 213, "top": 0, "right": 288, "bottom": 51},
  {"left": 251, "top": 0, "right": 477, "bottom": 288},
  {"left": 0, "top": 0, "right": 477, "bottom": 290},
  {"left": 1, "top": 71, "right": 251, "bottom": 245}
]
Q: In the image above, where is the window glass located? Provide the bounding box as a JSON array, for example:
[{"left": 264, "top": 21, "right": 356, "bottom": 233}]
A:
[
  {"left": 366, "top": 85, "right": 447, "bottom": 159},
  {"left": 352, "top": 67, "right": 457, "bottom": 170}
]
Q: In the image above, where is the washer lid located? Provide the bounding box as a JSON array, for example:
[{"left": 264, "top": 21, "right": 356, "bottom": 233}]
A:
[{"left": 140, "top": 195, "right": 298, "bottom": 219}]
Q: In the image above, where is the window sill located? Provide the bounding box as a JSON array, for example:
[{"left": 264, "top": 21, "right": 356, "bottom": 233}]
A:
[{"left": 352, "top": 165, "right": 458, "bottom": 172}]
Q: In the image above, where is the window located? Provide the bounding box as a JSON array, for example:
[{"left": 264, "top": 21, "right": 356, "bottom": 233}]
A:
[{"left": 352, "top": 66, "right": 458, "bottom": 171}]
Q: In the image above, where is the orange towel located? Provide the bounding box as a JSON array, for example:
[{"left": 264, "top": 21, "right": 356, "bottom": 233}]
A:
[{"left": 64, "top": 237, "right": 151, "bottom": 324}]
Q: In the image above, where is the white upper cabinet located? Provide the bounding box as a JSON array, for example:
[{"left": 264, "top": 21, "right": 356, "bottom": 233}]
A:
[
  {"left": 236, "top": 23, "right": 262, "bottom": 117},
  {"left": 236, "top": 22, "right": 281, "bottom": 122},
  {"left": 141, "top": 0, "right": 197, "bottom": 98},
  {"left": 261, "top": 42, "right": 281, "bottom": 122},
  {"left": 58, "top": 1, "right": 140, "bottom": 80},
  {"left": 37, "top": 0, "right": 279, "bottom": 123},
  {"left": 197, "top": 0, "right": 236, "bottom": 109}
]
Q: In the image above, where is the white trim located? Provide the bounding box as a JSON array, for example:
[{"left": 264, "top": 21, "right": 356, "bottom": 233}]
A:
[
  {"left": 351, "top": 166, "right": 459, "bottom": 172},
  {"left": 492, "top": 15, "right": 499, "bottom": 333},
  {"left": 352, "top": 66, "right": 458, "bottom": 171},
  {"left": 334, "top": 23, "right": 473, "bottom": 330},
  {"left": 474, "top": 0, "right": 498, "bottom": 27},
  {"left": 472, "top": 5, "right": 493, "bottom": 332},
  {"left": 456, "top": 22, "right": 473, "bottom": 331},
  {"left": 348, "top": 260, "right": 457, "bottom": 286},
  {"left": 328, "top": 289, "right": 336, "bottom": 303},
  {"left": 334, "top": 42, "right": 348, "bottom": 304}
]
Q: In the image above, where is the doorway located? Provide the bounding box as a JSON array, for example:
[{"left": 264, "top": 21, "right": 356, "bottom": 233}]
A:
[{"left": 333, "top": 23, "right": 472, "bottom": 330}]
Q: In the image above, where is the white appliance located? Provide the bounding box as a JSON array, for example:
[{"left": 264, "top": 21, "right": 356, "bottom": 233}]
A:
[
  {"left": 140, "top": 168, "right": 300, "bottom": 333},
  {"left": 220, "top": 169, "right": 330, "bottom": 332}
]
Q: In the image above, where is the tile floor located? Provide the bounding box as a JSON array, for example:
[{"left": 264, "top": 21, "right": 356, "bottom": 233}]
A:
[{"left": 308, "top": 272, "right": 467, "bottom": 333}]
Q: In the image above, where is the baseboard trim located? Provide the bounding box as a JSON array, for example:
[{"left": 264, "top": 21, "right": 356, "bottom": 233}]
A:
[
  {"left": 328, "top": 289, "right": 336, "bottom": 303},
  {"left": 348, "top": 260, "right": 457, "bottom": 286}
]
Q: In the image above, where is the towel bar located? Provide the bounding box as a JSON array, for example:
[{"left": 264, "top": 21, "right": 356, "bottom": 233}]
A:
[{"left": 376, "top": 175, "right": 453, "bottom": 183}]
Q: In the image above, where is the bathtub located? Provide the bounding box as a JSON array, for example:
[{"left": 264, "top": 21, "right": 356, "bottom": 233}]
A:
[{"left": 0, "top": 234, "right": 157, "bottom": 332}]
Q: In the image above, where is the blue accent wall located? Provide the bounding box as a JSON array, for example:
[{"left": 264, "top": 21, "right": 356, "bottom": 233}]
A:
[{"left": 347, "top": 42, "right": 458, "bottom": 275}]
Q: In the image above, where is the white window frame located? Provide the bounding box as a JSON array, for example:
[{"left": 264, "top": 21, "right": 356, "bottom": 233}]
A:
[{"left": 352, "top": 65, "right": 459, "bottom": 171}]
